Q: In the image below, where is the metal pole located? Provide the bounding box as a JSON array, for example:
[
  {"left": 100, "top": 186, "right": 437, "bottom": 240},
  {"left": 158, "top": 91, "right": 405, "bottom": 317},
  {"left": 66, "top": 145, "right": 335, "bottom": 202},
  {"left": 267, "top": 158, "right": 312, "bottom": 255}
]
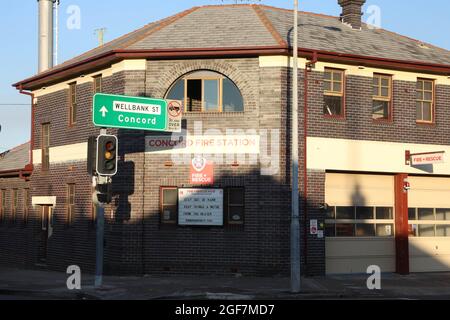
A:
[
  {"left": 95, "top": 203, "right": 105, "bottom": 288},
  {"left": 291, "top": 0, "right": 301, "bottom": 293}
]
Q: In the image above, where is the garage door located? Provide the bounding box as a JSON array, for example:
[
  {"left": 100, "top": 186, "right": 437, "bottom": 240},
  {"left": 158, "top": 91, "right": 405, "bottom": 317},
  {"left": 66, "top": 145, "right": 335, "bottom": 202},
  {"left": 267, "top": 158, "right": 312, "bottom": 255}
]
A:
[
  {"left": 325, "top": 173, "right": 396, "bottom": 274},
  {"left": 408, "top": 176, "right": 450, "bottom": 273}
]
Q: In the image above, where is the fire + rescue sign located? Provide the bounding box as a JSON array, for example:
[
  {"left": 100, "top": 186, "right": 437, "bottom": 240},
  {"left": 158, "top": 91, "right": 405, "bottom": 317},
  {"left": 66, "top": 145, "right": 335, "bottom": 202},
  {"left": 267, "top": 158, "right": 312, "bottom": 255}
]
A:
[
  {"left": 410, "top": 151, "right": 445, "bottom": 166},
  {"left": 190, "top": 156, "right": 214, "bottom": 185}
]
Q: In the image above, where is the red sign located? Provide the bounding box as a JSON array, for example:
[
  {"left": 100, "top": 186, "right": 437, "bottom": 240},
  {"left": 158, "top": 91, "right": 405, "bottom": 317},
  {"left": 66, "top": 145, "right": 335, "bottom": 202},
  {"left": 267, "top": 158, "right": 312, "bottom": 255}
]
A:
[
  {"left": 410, "top": 151, "right": 445, "bottom": 166},
  {"left": 190, "top": 157, "right": 214, "bottom": 185}
]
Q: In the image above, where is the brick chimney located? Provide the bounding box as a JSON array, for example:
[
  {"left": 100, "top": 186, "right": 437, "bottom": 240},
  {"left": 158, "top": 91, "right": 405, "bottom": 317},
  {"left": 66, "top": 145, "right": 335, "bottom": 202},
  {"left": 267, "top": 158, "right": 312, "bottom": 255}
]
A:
[{"left": 338, "top": 0, "right": 366, "bottom": 29}]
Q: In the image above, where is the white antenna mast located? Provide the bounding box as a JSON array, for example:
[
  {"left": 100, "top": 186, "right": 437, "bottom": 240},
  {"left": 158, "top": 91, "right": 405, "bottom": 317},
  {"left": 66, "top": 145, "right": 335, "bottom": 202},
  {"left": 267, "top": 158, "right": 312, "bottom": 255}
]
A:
[{"left": 53, "top": 0, "right": 60, "bottom": 65}]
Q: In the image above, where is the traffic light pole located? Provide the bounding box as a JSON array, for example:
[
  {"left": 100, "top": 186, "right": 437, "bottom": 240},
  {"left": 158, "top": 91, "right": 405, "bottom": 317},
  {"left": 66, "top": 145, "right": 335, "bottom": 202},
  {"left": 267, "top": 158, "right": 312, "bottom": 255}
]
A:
[
  {"left": 94, "top": 128, "right": 108, "bottom": 288},
  {"left": 94, "top": 201, "right": 105, "bottom": 288}
]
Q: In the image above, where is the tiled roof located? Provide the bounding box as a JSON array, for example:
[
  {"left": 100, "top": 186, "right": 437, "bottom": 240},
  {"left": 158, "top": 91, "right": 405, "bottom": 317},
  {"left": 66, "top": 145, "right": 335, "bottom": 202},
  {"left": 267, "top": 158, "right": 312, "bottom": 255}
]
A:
[
  {"left": 0, "top": 142, "right": 30, "bottom": 172},
  {"left": 15, "top": 4, "right": 450, "bottom": 87}
]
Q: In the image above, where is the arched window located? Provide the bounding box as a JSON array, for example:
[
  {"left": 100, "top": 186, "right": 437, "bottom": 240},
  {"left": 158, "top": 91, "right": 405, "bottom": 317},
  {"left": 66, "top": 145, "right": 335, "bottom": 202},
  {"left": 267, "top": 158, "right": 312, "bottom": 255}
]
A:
[{"left": 166, "top": 70, "right": 244, "bottom": 113}]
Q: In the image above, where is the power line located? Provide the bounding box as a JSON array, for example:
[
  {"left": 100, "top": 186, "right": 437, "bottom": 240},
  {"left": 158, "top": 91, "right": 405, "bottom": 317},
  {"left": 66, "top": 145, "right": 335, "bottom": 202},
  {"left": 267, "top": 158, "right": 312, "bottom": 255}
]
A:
[{"left": 0, "top": 104, "right": 30, "bottom": 106}]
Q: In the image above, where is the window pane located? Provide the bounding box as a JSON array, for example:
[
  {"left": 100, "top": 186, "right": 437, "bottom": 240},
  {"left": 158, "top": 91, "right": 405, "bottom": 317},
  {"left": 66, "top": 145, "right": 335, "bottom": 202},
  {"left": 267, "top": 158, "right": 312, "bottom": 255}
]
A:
[
  {"left": 424, "top": 81, "right": 432, "bottom": 91},
  {"left": 373, "top": 86, "right": 379, "bottom": 96},
  {"left": 381, "top": 87, "right": 389, "bottom": 97},
  {"left": 418, "top": 224, "right": 435, "bottom": 237},
  {"left": 436, "top": 225, "right": 450, "bottom": 237},
  {"left": 376, "top": 207, "right": 393, "bottom": 220},
  {"left": 418, "top": 208, "right": 434, "bottom": 220},
  {"left": 333, "top": 82, "right": 342, "bottom": 93},
  {"left": 423, "top": 102, "right": 432, "bottom": 121},
  {"left": 167, "top": 79, "right": 185, "bottom": 101},
  {"left": 163, "top": 189, "right": 177, "bottom": 205},
  {"left": 424, "top": 91, "right": 432, "bottom": 101},
  {"left": 416, "top": 91, "right": 423, "bottom": 100},
  {"left": 186, "top": 79, "right": 202, "bottom": 112},
  {"left": 408, "top": 224, "right": 418, "bottom": 237},
  {"left": 323, "top": 95, "right": 342, "bottom": 116},
  {"left": 325, "top": 224, "right": 335, "bottom": 237},
  {"left": 408, "top": 208, "right": 417, "bottom": 221},
  {"left": 416, "top": 102, "right": 422, "bottom": 120},
  {"left": 373, "top": 77, "right": 379, "bottom": 86},
  {"left": 324, "top": 81, "right": 331, "bottom": 91},
  {"left": 204, "top": 79, "right": 219, "bottom": 111},
  {"left": 356, "top": 207, "right": 374, "bottom": 219},
  {"left": 324, "top": 71, "right": 332, "bottom": 80},
  {"left": 325, "top": 206, "right": 335, "bottom": 219},
  {"left": 223, "top": 79, "right": 243, "bottom": 112},
  {"left": 336, "top": 207, "right": 354, "bottom": 219},
  {"left": 436, "top": 209, "right": 450, "bottom": 221},
  {"left": 162, "top": 205, "right": 177, "bottom": 222},
  {"left": 381, "top": 78, "right": 389, "bottom": 87},
  {"left": 229, "top": 188, "right": 244, "bottom": 205},
  {"left": 228, "top": 206, "right": 244, "bottom": 223},
  {"left": 356, "top": 224, "right": 375, "bottom": 237},
  {"left": 416, "top": 81, "right": 423, "bottom": 90},
  {"left": 336, "top": 224, "right": 354, "bottom": 237},
  {"left": 372, "top": 100, "right": 389, "bottom": 119},
  {"left": 332, "top": 71, "right": 342, "bottom": 82},
  {"left": 376, "top": 224, "right": 393, "bottom": 237}
]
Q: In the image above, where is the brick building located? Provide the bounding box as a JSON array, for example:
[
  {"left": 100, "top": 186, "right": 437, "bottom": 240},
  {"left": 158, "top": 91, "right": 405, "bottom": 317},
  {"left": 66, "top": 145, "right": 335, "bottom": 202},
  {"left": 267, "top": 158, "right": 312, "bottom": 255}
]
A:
[{"left": 2, "top": 1, "right": 450, "bottom": 276}]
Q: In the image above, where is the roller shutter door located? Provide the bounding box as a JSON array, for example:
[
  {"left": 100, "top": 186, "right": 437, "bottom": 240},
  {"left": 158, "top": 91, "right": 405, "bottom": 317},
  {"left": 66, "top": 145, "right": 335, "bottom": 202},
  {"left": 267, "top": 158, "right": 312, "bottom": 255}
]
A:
[
  {"left": 408, "top": 176, "right": 450, "bottom": 273},
  {"left": 325, "top": 173, "right": 396, "bottom": 274}
]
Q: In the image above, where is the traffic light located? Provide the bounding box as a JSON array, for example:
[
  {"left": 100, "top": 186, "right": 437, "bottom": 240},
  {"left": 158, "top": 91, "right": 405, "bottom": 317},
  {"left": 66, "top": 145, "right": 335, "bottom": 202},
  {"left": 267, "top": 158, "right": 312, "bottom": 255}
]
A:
[{"left": 96, "top": 134, "right": 118, "bottom": 176}]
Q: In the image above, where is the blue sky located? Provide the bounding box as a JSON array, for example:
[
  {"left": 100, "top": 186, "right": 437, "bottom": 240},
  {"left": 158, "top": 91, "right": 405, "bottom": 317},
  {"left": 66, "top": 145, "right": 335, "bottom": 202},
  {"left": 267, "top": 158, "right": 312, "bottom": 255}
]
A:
[{"left": 1, "top": 0, "right": 449, "bottom": 151}]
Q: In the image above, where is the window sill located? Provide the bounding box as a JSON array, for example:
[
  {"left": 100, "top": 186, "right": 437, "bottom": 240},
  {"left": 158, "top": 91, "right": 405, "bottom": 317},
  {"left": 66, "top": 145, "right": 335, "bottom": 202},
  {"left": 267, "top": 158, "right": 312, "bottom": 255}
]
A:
[
  {"left": 323, "top": 115, "right": 346, "bottom": 121},
  {"left": 416, "top": 121, "right": 436, "bottom": 127},
  {"left": 372, "top": 118, "right": 394, "bottom": 125},
  {"left": 183, "top": 111, "right": 245, "bottom": 117}
]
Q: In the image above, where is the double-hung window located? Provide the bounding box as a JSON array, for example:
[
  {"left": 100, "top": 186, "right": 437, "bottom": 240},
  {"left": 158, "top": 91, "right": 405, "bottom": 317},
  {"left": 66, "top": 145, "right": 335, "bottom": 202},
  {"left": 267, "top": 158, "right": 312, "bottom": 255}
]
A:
[
  {"left": 323, "top": 68, "right": 345, "bottom": 117},
  {"left": 373, "top": 74, "right": 392, "bottom": 120},
  {"left": 416, "top": 79, "right": 434, "bottom": 123}
]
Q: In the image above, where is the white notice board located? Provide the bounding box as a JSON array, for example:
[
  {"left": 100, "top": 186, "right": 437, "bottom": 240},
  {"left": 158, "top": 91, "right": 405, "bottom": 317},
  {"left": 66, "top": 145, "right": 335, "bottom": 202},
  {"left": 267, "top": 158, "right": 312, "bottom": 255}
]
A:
[{"left": 178, "top": 189, "right": 224, "bottom": 226}]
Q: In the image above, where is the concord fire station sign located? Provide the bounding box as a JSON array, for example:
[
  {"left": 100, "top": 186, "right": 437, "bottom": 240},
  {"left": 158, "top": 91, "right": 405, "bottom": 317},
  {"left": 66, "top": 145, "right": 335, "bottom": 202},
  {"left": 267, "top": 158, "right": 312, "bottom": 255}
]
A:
[{"left": 93, "top": 93, "right": 169, "bottom": 131}]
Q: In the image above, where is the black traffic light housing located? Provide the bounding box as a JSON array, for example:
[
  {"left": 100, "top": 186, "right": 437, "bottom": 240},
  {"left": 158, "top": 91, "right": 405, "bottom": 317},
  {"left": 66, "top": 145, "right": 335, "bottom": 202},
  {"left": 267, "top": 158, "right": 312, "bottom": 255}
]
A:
[{"left": 96, "top": 134, "right": 118, "bottom": 176}]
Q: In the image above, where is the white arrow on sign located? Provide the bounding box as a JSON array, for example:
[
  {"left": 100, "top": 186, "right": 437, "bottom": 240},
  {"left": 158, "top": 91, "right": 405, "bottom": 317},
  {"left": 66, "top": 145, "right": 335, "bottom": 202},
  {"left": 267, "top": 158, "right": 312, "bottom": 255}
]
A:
[{"left": 99, "top": 106, "right": 108, "bottom": 117}]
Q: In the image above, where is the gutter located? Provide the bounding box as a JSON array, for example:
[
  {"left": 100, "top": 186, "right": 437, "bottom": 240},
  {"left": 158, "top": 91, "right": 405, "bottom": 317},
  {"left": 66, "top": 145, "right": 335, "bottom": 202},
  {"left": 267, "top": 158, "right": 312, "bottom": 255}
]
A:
[
  {"left": 303, "top": 51, "right": 318, "bottom": 269},
  {"left": 18, "top": 85, "right": 35, "bottom": 175},
  {"left": 13, "top": 46, "right": 450, "bottom": 91}
]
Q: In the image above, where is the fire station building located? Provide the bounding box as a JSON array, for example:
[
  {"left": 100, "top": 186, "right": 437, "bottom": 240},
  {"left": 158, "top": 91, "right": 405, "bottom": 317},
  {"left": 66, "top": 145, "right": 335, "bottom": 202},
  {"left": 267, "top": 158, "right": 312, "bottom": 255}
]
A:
[{"left": 1, "top": 2, "right": 450, "bottom": 276}]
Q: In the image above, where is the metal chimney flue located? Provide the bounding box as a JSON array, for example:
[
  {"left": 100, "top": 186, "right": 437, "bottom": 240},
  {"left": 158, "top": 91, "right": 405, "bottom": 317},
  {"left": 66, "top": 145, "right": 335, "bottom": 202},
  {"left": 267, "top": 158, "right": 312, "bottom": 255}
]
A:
[{"left": 38, "top": 0, "right": 55, "bottom": 73}]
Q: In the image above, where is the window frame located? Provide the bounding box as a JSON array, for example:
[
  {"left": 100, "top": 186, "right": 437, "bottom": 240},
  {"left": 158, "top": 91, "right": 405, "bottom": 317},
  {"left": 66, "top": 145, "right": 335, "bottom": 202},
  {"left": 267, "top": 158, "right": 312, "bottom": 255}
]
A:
[
  {"left": 408, "top": 208, "right": 450, "bottom": 237},
  {"left": 166, "top": 71, "right": 244, "bottom": 114},
  {"left": 41, "top": 123, "right": 50, "bottom": 172},
  {"left": 11, "top": 189, "right": 18, "bottom": 223},
  {"left": 0, "top": 189, "right": 5, "bottom": 222},
  {"left": 323, "top": 68, "right": 346, "bottom": 119},
  {"left": 416, "top": 78, "right": 435, "bottom": 124},
  {"left": 23, "top": 188, "right": 29, "bottom": 225},
  {"left": 160, "top": 186, "right": 178, "bottom": 225},
  {"left": 372, "top": 73, "right": 393, "bottom": 122},
  {"left": 93, "top": 74, "right": 102, "bottom": 94},
  {"left": 67, "top": 183, "right": 75, "bottom": 226},
  {"left": 225, "top": 187, "right": 245, "bottom": 226},
  {"left": 325, "top": 206, "right": 395, "bottom": 238},
  {"left": 68, "top": 82, "right": 77, "bottom": 126}
]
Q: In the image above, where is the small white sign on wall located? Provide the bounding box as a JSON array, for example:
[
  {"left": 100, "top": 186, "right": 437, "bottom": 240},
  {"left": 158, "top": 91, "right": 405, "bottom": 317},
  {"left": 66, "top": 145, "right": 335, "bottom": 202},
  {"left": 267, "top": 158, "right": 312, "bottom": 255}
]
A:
[{"left": 310, "top": 219, "right": 318, "bottom": 235}]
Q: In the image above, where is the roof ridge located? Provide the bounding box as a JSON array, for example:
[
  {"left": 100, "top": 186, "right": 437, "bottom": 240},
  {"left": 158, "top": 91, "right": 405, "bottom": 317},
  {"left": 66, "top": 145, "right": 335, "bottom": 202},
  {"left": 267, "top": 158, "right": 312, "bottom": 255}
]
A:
[
  {"left": 257, "top": 4, "right": 340, "bottom": 20},
  {"left": 253, "top": 5, "right": 287, "bottom": 47},
  {"left": 121, "top": 6, "right": 200, "bottom": 50},
  {"left": 49, "top": 7, "right": 200, "bottom": 72}
]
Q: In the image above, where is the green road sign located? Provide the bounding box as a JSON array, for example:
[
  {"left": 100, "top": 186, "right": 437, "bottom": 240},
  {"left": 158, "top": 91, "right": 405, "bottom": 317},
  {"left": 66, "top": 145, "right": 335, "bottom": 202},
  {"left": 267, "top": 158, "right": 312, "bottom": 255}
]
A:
[{"left": 93, "top": 93, "right": 168, "bottom": 131}]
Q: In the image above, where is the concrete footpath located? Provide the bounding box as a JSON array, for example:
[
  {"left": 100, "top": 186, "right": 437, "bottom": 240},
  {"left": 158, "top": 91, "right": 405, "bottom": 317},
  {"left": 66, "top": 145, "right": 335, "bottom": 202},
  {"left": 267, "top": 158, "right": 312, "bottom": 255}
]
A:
[{"left": 0, "top": 267, "right": 450, "bottom": 300}]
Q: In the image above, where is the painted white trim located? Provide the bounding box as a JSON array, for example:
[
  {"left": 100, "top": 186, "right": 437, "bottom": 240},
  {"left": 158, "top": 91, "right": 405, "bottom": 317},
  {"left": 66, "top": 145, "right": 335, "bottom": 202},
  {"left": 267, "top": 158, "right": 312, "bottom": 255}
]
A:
[
  {"left": 33, "top": 142, "right": 87, "bottom": 165},
  {"left": 259, "top": 56, "right": 450, "bottom": 85},
  {"left": 32, "top": 196, "right": 57, "bottom": 207},
  {"left": 308, "top": 137, "right": 450, "bottom": 175},
  {"left": 33, "top": 59, "right": 147, "bottom": 97}
]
